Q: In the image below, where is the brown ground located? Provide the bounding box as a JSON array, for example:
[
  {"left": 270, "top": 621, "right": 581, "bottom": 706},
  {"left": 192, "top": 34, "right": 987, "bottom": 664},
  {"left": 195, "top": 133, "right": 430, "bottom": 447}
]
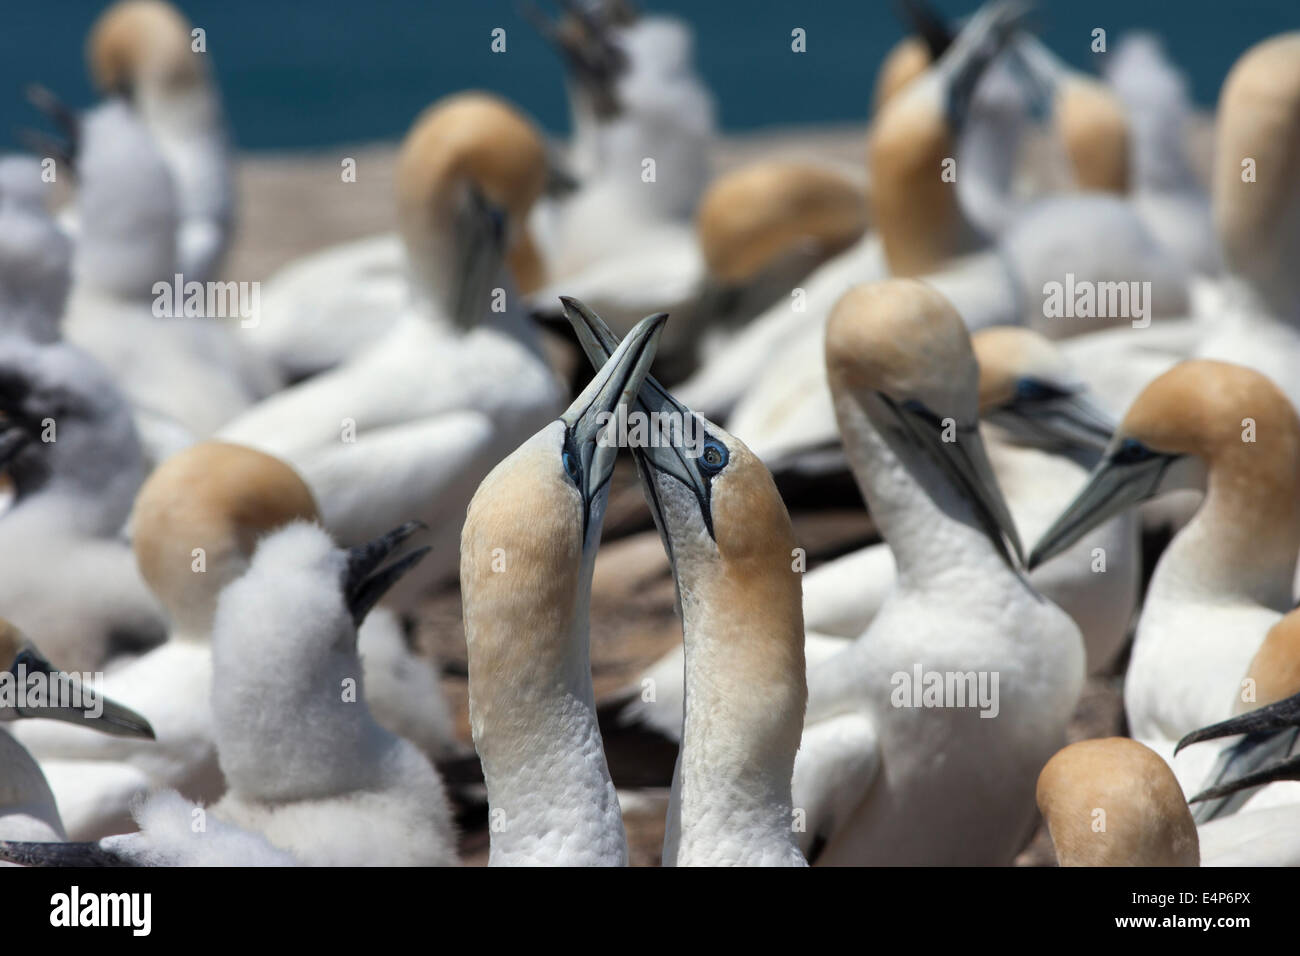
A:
[{"left": 226, "top": 119, "right": 1193, "bottom": 866}]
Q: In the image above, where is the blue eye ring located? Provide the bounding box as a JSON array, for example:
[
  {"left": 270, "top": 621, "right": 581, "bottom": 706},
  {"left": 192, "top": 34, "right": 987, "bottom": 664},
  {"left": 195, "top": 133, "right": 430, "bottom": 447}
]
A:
[
  {"left": 698, "top": 439, "right": 728, "bottom": 473},
  {"left": 1013, "top": 377, "right": 1065, "bottom": 402},
  {"left": 562, "top": 450, "right": 580, "bottom": 481},
  {"left": 1112, "top": 437, "right": 1153, "bottom": 465}
]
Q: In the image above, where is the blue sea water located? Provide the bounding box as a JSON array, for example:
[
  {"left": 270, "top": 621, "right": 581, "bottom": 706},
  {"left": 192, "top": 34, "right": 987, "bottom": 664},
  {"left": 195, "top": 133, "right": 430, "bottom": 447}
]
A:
[{"left": 2, "top": 0, "right": 1296, "bottom": 151}]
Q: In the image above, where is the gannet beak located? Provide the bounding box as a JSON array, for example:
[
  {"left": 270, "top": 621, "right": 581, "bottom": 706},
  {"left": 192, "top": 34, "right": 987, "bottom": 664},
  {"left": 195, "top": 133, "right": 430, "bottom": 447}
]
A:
[
  {"left": 520, "top": 0, "right": 626, "bottom": 115},
  {"left": 560, "top": 307, "right": 667, "bottom": 516},
  {"left": 343, "top": 521, "right": 431, "bottom": 626},
  {"left": 941, "top": 0, "right": 1031, "bottom": 129},
  {"left": 1176, "top": 691, "right": 1300, "bottom": 755},
  {"left": 1028, "top": 439, "right": 1182, "bottom": 569},
  {"left": 1188, "top": 751, "right": 1300, "bottom": 804},
  {"left": 452, "top": 186, "right": 509, "bottom": 329},
  {"left": 560, "top": 297, "right": 715, "bottom": 544},
  {"left": 987, "top": 386, "right": 1116, "bottom": 453},
  {"left": 6, "top": 647, "right": 154, "bottom": 739},
  {"left": 0, "top": 418, "right": 31, "bottom": 469},
  {"left": 882, "top": 394, "right": 1024, "bottom": 568},
  {"left": 895, "top": 0, "right": 954, "bottom": 59},
  {"left": 21, "top": 83, "right": 80, "bottom": 171}
]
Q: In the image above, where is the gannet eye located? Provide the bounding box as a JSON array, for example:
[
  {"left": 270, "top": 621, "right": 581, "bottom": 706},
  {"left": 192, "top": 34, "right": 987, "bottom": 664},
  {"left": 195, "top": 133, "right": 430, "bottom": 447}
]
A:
[
  {"left": 1112, "top": 437, "right": 1154, "bottom": 465},
  {"left": 698, "top": 440, "right": 728, "bottom": 473},
  {"left": 562, "top": 450, "right": 580, "bottom": 482},
  {"left": 1013, "top": 377, "right": 1067, "bottom": 402}
]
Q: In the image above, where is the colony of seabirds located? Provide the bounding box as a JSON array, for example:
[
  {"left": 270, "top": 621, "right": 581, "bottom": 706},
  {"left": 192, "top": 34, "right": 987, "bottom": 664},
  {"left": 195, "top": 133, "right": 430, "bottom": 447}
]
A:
[{"left": 0, "top": 0, "right": 1299, "bottom": 867}]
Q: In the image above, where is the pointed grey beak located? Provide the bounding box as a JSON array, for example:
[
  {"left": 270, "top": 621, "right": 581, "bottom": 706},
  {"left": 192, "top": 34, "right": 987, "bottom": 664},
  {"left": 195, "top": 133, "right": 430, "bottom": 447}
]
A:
[
  {"left": 1027, "top": 438, "right": 1182, "bottom": 570},
  {"left": 894, "top": 0, "right": 954, "bottom": 59},
  {"left": 1181, "top": 695, "right": 1300, "bottom": 808},
  {"left": 939, "top": 0, "right": 1032, "bottom": 130},
  {"left": 452, "top": 186, "right": 508, "bottom": 330},
  {"left": 7, "top": 647, "right": 154, "bottom": 739},
  {"left": 520, "top": 0, "right": 627, "bottom": 117},
  {"left": 343, "top": 521, "right": 431, "bottom": 625},
  {"left": 560, "top": 308, "right": 667, "bottom": 519},
  {"left": 986, "top": 384, "right": 1116, "bottom": 454},
  {"left": 561, "top": 297, "right": 716, "bottom": 544},
  {"left": 882, "top": 394, "right": 1024, "bottom": 569}
]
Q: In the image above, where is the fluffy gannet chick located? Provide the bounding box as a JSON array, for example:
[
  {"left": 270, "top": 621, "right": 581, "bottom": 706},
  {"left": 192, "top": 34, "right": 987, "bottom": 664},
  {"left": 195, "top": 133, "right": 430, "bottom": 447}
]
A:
[
  {"left": 61, "top": 101, "right": 276, "bottom": 443},
  {"left": 1029, "top": 360, "right": 1300, "bottom": 790},
  {"left": 563, "top": 300, "right": 807, "bottom": 866},
  {"left": 793, "top": 280, "right": 1083, "bottom": 864},
  {"left": 221, "top": 92, "right": 564, "bottom": 605},
  {"left": 1194, "top": 34, "right": 1300, "bottom": 412},
  {"left": 198, "top": 521, "right": 457, "bottom": 865},
  {"left": 0, "top": 157, "right": 70, "bottom": 344},
  {"left": 800, "top": 326, "right": 1135, "bottom": 673},
  {"left": 1103, "top": 32, "right": 1221, "bottom": 277},
  {"left": 0, "top": 618, "right": 154, "bottom": 842},
  {"left": 1038, "top": 736, "right": 1300, "bottom": 867},
  {"left": 462, "top": 311, "right": 665, "bottom": 866},
  {"left": 87, "top": 0, "right": 234, "bottom": 283},
  {"left": 0, "top": 334, "right": 163, "bottom": 670},
  {"left": 8, "top": 441, "right": 318, "bottom": 840}
]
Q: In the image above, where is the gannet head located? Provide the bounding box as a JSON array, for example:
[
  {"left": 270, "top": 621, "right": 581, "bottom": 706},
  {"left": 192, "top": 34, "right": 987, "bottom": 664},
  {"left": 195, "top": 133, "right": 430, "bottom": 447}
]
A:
[
  {"left": 1029, "top": 360, "right": 1300, "bottom": 569},
  {"left": 0, "top": 617, "right": 154, "bottom": 738},
  {"left": 462, "top": 310, "right": 664, "bottom": 736},
  {"left": 972, "top": 326, "right": 1115, "bottom": 452},
  {"left": 74, "top": 100, "right": 179, "bottom": 299},
  {"left": 87, "top": 0, "right": 205, "bottom": 100},
  {"left": 395, "top": 92, "right": 549, "bottom": 325},
  {"left": 872, "top": 0, "right": 954, "bottom": 113},
  {"left": 0, "top": 336, "right": 145, "bottom": 532},
  {"left": 868, "top": 0, "right": 1027, "bottom": 275},
  {"left": 825, "top": 278, "right": 1023, "bottom": 566},
  {"left": 1037, "top": 738, "right": 1200, "bottom": 866},
  {"left": 210, "top": 520, "right": 428, "bottom": 801},
  {"left": 561, "top": 298, "right": 807, "bottom": 769},
  {"left": 131, "top": 441, "right": 320, "bottom": 636},
  {"left": 695, "top": 161, "right": 868, "bottom": 286},
  {"left": 0, "top": 157, "right": 70, "bottom": 344},
  {"left": 1212, "top": 33, "right": 1300, "bottom": 317}
]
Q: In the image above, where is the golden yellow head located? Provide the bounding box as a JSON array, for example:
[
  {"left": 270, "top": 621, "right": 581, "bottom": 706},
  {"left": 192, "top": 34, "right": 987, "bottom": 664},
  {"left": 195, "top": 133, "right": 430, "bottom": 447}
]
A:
[
  {"left": 1239, "top": 609, "right": 1300, "bottom": 713},
  {"left": 395, "top": 92, "right": 548, "bottom": 245},
  {"left": 131, "top": 441, "right": 320, "bottom": 631},
  {"left": 1037, "top": 737, "right": 1199, "bottom": 866},
  {"left": 87, "top": 0, "right": 202, "bottom": 97},
  {"left": 1212, "top": 33, "right": 1300, "bottom": 303},
  {"left": 971, "top": 325, "right": 1073, "bottom": 412},
  {"left": 695, "top": 161, "right": 868, "bottom": 285},
  {"left": 873, "top": 37, "right": 934, "bottom": 115},
  {"left": 826, "top": 278, "right": 977, "bottom": 408}
]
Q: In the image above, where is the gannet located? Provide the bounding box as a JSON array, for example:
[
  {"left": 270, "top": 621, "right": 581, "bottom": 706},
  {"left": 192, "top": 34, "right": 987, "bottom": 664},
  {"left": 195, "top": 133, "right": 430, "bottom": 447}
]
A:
[
  {"left": 1193, "top": 34, "right": 1300, "bottom": 414},
  {"left": 0, "top": 156, "right": 70, "bottom": 345},
  {"left": 1030, "top": 360, "right": 1300, "bottom": 792},
  {"left": 86, "top": 0, "right": 235, "bottom": 283},
  {"left": 747, "top": 280, "right": 1082, "bottom": 865},
  {"left": 676, "top": 0, "right": 1025, "bottom": 428},
  {"left": 0, "top": 618, "right": 154, "bottom": 842},
  {"left": 462, "top": 311, "right": 666, "bottom": 866},
  {"left": 61, "top": 100, "right": 277, "bottom": 443},
  {"left": 562, "top": 299, "right": 807, "bottom": 866},
  {"left": 801, "top": 326, "right": 1136, "bottom": 673},
  {"left": 1103, "top": 32, "right": 1221, "bottom": 277},
  {"left": 1038, "top": 737, "right": 1300, "bottom": 867},
  {"left": 221, "top": 93, "right": 565, "bottom": 604},
  {"left": 8, "top": 441, "right": 318, "bottom": 839},
  {"left": 0, "top": 333, "right": 163, "bottom": 670},
  {"left": 0, "top": 522, "right": 458, "bottom": 865}
]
